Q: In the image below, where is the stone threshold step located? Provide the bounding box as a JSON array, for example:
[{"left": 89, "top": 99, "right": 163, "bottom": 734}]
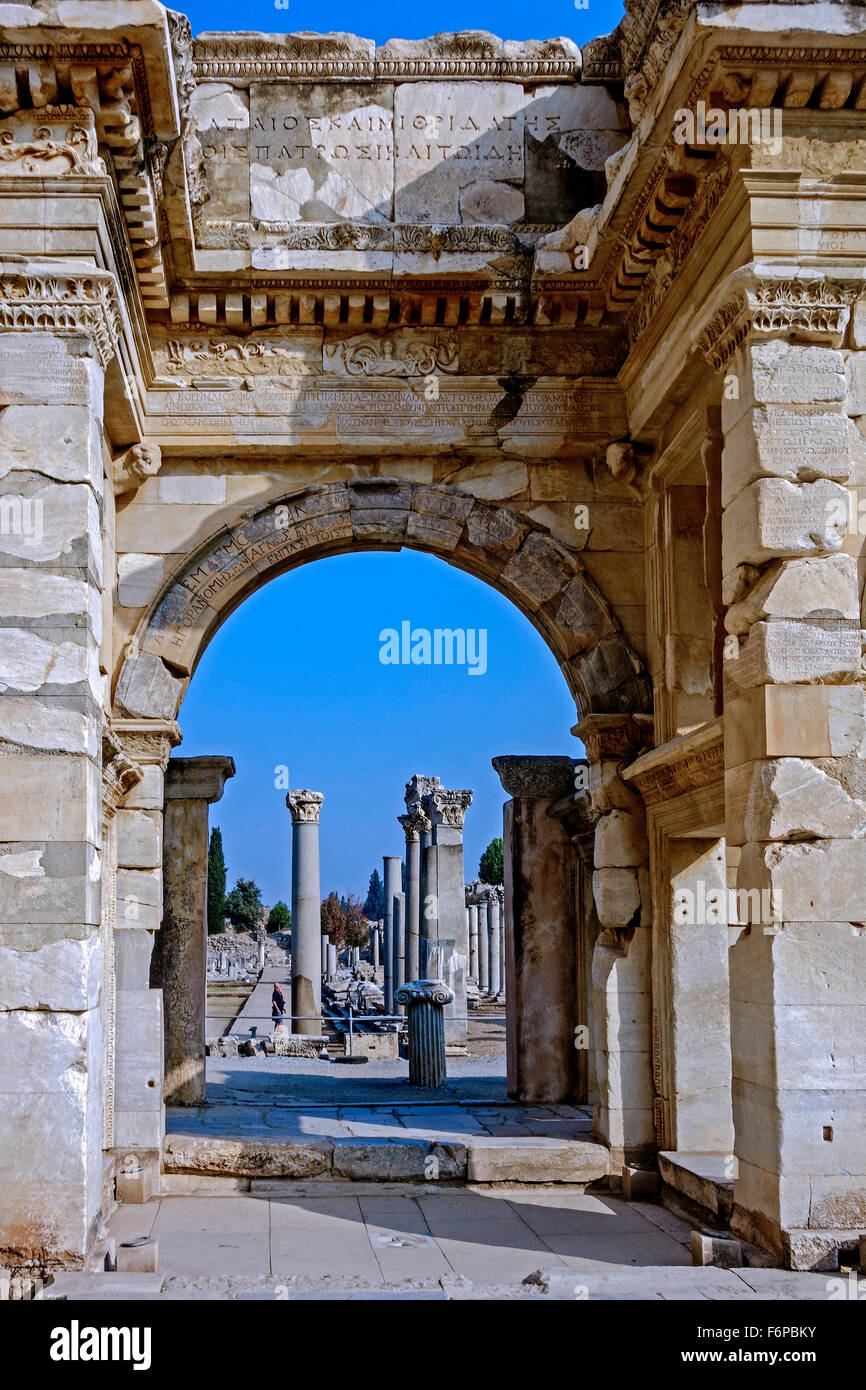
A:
[
  {"left": 658, "top": 1151, "right": 734, "bottom": 1225},
  {"left": 163, "top": 1133, "right": 610, "bottom": 1185}
]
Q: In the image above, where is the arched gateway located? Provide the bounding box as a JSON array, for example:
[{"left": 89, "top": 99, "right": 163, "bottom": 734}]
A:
[{"left": 2, "top": 1, "right": 866, "bottom": 1275}]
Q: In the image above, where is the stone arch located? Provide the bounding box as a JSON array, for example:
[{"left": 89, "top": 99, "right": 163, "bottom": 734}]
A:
[{"left": 113, "top": 479, "right": 650, "bottom": 723}]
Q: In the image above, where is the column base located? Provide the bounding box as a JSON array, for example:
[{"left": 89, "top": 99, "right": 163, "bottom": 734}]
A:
[{"left": 731, "top": 1203, "right": 864, "bottom": 1272}]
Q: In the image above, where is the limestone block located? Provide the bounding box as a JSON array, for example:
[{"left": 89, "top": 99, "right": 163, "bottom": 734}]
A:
[
  {"left": 0, "top": 695, "right": 98, "bottom": 758},
  {"left": 163, "top": 1133, "right": 333, "bottom": 1178},
  {"left": 0, "top": 840, "right": 100, "bottom": 926},
  {"left": 593, "top": 809, "right": 648, "bottom": 867},
  {"left": 588, "top": 758, "right": 643, "bottom": 812},
  {"left": 0, "top": 628, "right": 98, "bottom": 699},
  {"left": 114, "top": 930, "right": 156, "bottom": 991},
  {"left": 501, "top": 532, "right": 574, "bottom": 605},
  {"left": 116, "top": 868, "right": 162, "bottom": 931},
  {"left": 722, "top": 477, "right": 849, "bottom": 573},
  {"left": 444, "top": 459, "right": 527, "bottom": 500},
  {"left": 114, "top": 989, "right": 164, "bottom": 1123},
  {"left": 159, "top": 475, "right": 227, "bottom": 505},
  {"left": 0, "top": 752, "right": 99, "bottom": 843},
  {"left": 120, "top": 763, "right": 164, "bottom": 811},
  {"left": 740, "top": 758, "right": 866, "bottom": 841},
  {"left": 115, "top": 1165, "right": 152, "bottom": 1205},
  {"left": 722, "top": 342, "right": 846, "bottom": 433},
  {"left": 0, "top": 569, "right": 96, "bottom": 629},
  {"left": 117, "top": 553, "right": 166, "bottom": 609},
  {"left": 466, "top": 1138, "right": 609, "bottom": 1183},
  {"left": 550, "top": 575, "right": 615, "bottom": 655},
  {"left": 725, "top": 684, "right": 866, "bottom": 767},
  {"left": 394, "top": 81, "right": 525, "bottom": 225},
  {"left": 115, "top": 652, "right": 183, "bottom": 722},
  {"left": 0, "top": 333, "right": 103, "bottom": 412},
  {"left": 0, "top": 405, "right": 102, "bottom": 489},
  {"left": 723, "top": 618, "right": 860, "bottom": 688},
  {"left": 116, "top": 1239, "right": 158, "bottom": 1273},
  {"left": 115, "top": 809, "right": 161, "bottom": 869},
  {"left": 592, "top": 867, "right": 641, "bottom": 927},
  {"left": 738, "top": 838, "right": 866, "bottom": 921},
  {"left": 844, "top": 350, "right": 866, "bottom": 416},
  {"left": 0, "top": 932, "right": 100, "bottom": 1011},
  {"left": 691, "top": 1231, "right": 743, "bottom": 1268},
  {"left": 332, "top": 1139, "right": 466, "bottom": 1181},
  {"left": 722, "top": 406, "right": 851, "bottom": 509},
  {"left": 724, "top": 554, "right": 858, "bottom": 634},
  {"left": 0, "top": 482, "right": 100, "bottom": 573}
]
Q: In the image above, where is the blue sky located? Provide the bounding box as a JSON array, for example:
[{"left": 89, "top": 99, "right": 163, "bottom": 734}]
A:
[
  {"left": 178, "top": 551, "right": 580, "bottom": 906},
  {"left": 178, "top": 0, "right": 625, "bottom": 45}
]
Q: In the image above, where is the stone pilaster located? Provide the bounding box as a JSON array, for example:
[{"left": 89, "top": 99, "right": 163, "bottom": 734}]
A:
[
  {"left": 698, "top": 269, "right": 866, "bottom": 1267},
  {"left": 0, "top": 270, "right": 121, "bottom": 1266},
  {"left": 572, "top": 716, "right": 654, "bottom": 1165},
  {"left": 493, "top": 755, "right": 585, "bottom": 1105},
  {"left": 286, "top": 790, "right": 324, "bottom": 1036},
  {"left": 150, "top": 756, "right": 234, "bottom": 1105}
]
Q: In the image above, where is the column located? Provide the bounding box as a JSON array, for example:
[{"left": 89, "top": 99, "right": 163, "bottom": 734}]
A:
[
  {"left": 327, "top": 942, "right": 337, "bottom": 979},
  {"left": 371, "top": 921, "right": 380, "bottom": 971},
  {"left": 700, "top": 270, "right": 866, "bottom": 1267},
  {"left": 399, "top": 805, "right": 429, "bottom": 982},
  {"left": 406, "top": 774, "right": 439, "bottom": 978},
  {"left": 497, "top": 889, "right": 507, "bottom": 1002},
  {"left": 423, "top": 786, "right": 473, "bottom": 1048},
  {"left": 0, "top": 268, "right": 122, "bottom": 1265},
  {"left": 493, "top": 755, "right": 596, "bottom": 1106},
  {"left": 151, "top": 756, "right": 235, "bottom": 1105},
  {"left": 477, "top": 897, "right": 490, "bottom": 993},
  {"left": 468, "top": 904, "right": 479, "bottom": 982},
  {"left": 393, "top": 890, "right": 406, "bottom": 1008},
  {"left": 488, "top": 891, "right": 502, "bottom": 997},
  {"left": 286, "top": 790, "right": 324, "bottom": 1036},
  {"left": 382, "top": 855, "right": 401, "bottom": 1015},
  {"left": 321, "top": 932, "right": 329, "bottom": 975}
]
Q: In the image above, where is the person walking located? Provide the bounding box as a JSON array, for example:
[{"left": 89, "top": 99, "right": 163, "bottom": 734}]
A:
[{"left": 271, "top": 980, "right": 287, "bottom": 1031}]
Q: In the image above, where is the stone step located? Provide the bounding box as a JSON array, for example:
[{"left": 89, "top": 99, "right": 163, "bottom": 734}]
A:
[{"left": 162, "top": 1133, "right": 609, "bottom": 1186}]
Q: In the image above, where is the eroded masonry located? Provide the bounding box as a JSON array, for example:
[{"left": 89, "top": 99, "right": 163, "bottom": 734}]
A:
[{"left": 2, "top": 0, "right": 866, "bottom": 1274}]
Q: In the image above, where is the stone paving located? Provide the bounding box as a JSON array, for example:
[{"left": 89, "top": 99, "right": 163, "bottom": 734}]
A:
[{"left": 91, "top": 1187, "right": 838, "bottom": 1300}]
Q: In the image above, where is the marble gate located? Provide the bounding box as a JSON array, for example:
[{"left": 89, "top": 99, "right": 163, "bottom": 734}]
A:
[{"left": 2, "top": 0, "right": 866, "bottom": 1273}]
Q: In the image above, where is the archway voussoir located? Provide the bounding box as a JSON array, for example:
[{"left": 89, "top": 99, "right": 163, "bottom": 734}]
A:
[
  {"left": 115, "top": 651, "right": 185, "bottom": 722},
  {"left": 500, "top": 530, "right": 580, "bottom": 609}
]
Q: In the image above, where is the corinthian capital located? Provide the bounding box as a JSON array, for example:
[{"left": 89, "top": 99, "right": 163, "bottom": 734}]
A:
[
  {"left": 286, "top": 789, "right": 324, "bottom": 823},
  {"left": 694, "top": 267, "right": 852, "bottom": 371},
  {"left": 398, "top": 809, "right": 430, "bottom": 841},
  {"left": 0, "top": 262, "right": 122, "bottom": 368}
]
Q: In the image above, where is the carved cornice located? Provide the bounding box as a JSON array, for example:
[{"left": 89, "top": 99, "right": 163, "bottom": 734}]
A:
[
  {"left": 102, "top": 725, "right": 143, "bottom": 823},
  {"left": 695, "top": 270, "right": 852, "bottom": 370},
  {"left": 286, "top": 789, "right": 324, "bottom": 824},
  {"left": 621, "top": 718, "right": 724, "bottom": 806},
  {"left": 111, "top": 717, "right": 182, "bottom": 770},
  {"left": 192, "top": 33, "right": 580, "bottom": 83},
  {"left": 0, "top": 266, "right": 122, "bottom": 368},
  {"left": 405, "top": 773, "right": 441, "bottom": 810}
]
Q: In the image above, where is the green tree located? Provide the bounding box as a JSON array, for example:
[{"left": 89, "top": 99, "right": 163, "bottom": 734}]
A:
[
  {"left": 479, "top": 837, "right": 504, "bottom": 886},
  {"left": 267, "top": 900, "right": 291, "bottom": 934},
  {"left": 207, "top": 826, "right": 227, "bottom": 934},
  {"left": 225, "top": 877, "right": 264, "bottom": 932},
  {"left": 364, "top": 868, "right": 385, "bottom": 921}
]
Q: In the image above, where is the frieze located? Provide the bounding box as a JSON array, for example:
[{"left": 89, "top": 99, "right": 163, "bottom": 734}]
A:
[
  {"left": 155, "top": 333, "right": 320, "bottom": 385},
  {"left": 323, "top": 333, "right": 458, "bottom": 378},
  {"left": 0, "top": 108, "right": 104, "bottom": 176}
]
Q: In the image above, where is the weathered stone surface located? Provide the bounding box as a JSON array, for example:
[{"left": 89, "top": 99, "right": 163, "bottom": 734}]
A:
[
  {"left": 163, "top": 1134, "right": 333, "bottom": 1178},
  {"left": 725, "top": 554, "right": 858, "bottom": 634},
  {"left": 332, "top": 1139, "right": 465, "bottom": 1180},
  {"left": 742, "top": 758, "right": 866, "bottom": 841},
  {"left": 466, "top": 1138, "right": 609, "bottom": 1183},
  {"left": 593, "top": 809, "right": 648, "bottom": 868},
  {"left": 724, "top": 617, "right": 860, "bottom": 688},
  {"left": 722, "top": 478, "right": 849, "bottom": 574},
  {"left": 592, "top": 867, "right": 641, "bottom": 927}
]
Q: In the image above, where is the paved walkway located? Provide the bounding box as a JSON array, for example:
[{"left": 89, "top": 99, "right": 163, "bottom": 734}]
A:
[
  {"left": 228, "top": 964, "right": 291, "bottom": 1041},
  {"left": 89, "top": 1187, "right": 837, "bottom": 1300}
]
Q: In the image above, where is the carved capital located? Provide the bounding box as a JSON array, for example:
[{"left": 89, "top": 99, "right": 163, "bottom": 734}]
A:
[
  {"left": 695, "top": 269, "right": 852, "bottom": 371},
  {"left": 572, "top": 713, "right": 654, "bottom": 766},
  {"left": 404, "top": 773, "right": 441, "bottom": 812},
  {"left": 424, "top": 787, "right": 473, "bottom": 830},
  {"left": 102, "top": 724, "right": 143, "bottom": 825},
  {"left": 0, "top": 264, "right": 122, "bottom": 368},
  {"left": 398, "top": 809, "right": 430, "bottom": 842},
  {"left": 394, "top": 979, "right": 455, "bottom": 1008},
  {"left": 111, "top": 717, "right": 182, "bottom": 770},
  {"left": 113, "top": 442, "right": 162, "bottom": 496},
  {"left": 165, "top": 754, "right": 236, "bottom": 804},
  {"left": 286, "top": 789, "right": 324, "bottom": 823}
]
